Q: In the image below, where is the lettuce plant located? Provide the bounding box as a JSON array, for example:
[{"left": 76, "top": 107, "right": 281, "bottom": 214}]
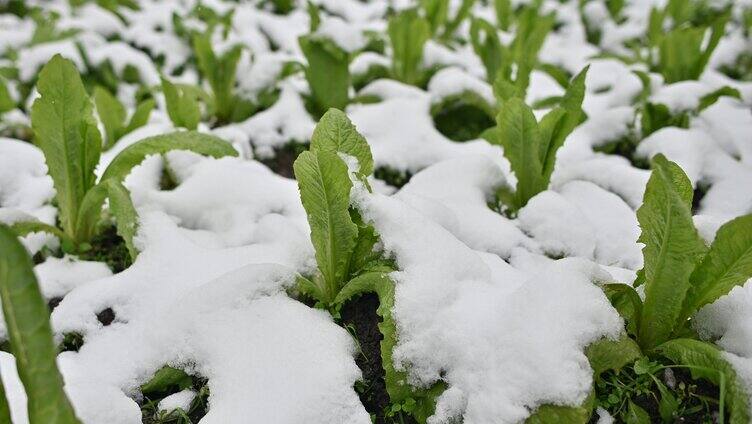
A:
[
  {"left": 93, "top": 86, "right": 155, "bottom": 149},
  {"left": 485, "top": 67, "right": 588, "bottom": 213},
  {"left": 589, "top": 155, "right": 752, "bottom": 422},
  {"left": 299, "top": 35, "right": 351, "bottom": 118},
  {"left": 420, "top": 0, "right": 476, "bottom": 41},
  {"left": 648, "top": 8, "right": 728, "bottom": 83},
  {"left": 640, "top": 86, "right": 741, "bottom": 137},
  {"left": 192, "top": 33, "right": 255, "bottom": 125},
  {"left": 0, "top": 224, "right": 81, "bottom": 424},
  {"left": 294, "top": 109, "right": 443, "bottom": 422},
  {"left": 388, "top": 8, "right": 431, "bottom": 86},
  {"left": 472, "top": 4, "right": 555, "bottom": 93},
  {"left": 161, "top": 76, "right": 202, "bottom": 131},
  {"left": 11, "top": 55, "right": 238, "bottom": 260}
]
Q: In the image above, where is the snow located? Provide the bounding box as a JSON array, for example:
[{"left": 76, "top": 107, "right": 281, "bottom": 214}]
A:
[
  {"left": 1, "top": 0, "right": 752, "bottom": 422},
  {"left": 158, "top": 390, "right": 196, "bottom": 413}
]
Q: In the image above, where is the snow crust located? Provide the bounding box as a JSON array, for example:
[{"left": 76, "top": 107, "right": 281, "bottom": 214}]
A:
[{"left": 1, "top": 0, "right": 752, "bottom": 422}]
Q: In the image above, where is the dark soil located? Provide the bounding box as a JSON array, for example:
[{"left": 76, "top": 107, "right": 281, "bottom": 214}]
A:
[
  {"left": 374, "top": 167, "right": 413, "bottom": 189},
  {"left": 258, "top": 141, "right": 309, "bottom": 178},
  {"left": 97, "top": 307, "right": 116, "bottom": 326},
  {"left": 433, "top": 101, "right": 495, "bottom": 142},
  {"left": 78, "top": 226, "right": 132, "bottom": 273},
  {"left": 594, "top": 364, "right": 724, "bottom": 423},
  {"left": 339, "top": 294, "right": 418, "bottom": 424}
]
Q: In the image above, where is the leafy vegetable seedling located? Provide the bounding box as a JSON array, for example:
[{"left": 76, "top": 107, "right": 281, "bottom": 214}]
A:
[
  {"left": 485, "top": 66, "right": 588, "bottom": 214},
  {"left": 0, "top": 223, "right": 81, "bottom": 424},
  {"left": 589, "top": 154, "right": 752, "bottom": 423},
  {"left": 293, "top": 108, "right": 443, "bottom": 423},
  {"left": 11, "top": 55, "right": 238, "bottom": 261},
  {"left": 93, "top": 86, "right": 155, "bottom": 149},
  {"left": 299, "top": 35, "right": 351, "bottom": 118},
  {"left": 388, "top": 8, "right": 431, "bottom": 87},
  {"left": 192, "top": 32, "right": 256, "bottom": 125}
]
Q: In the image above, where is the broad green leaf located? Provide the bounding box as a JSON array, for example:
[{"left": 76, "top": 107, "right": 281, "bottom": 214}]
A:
[
  {"left": 123, "top": 98, "right": 155, "bottom": 134},
  {"left": 682, "top": 214, "right": 752, "bottom": 320},
  {"left": 100, "top": 131, "right": 237, "bottom": 183},
  {"left": 0, "top": 77, "right": 14, "bottom": 114},
  {"left": 441, "top": 0, "right": 476, "bottom": 41},
  {"left": 470, "top": 17, "right": 507, "bottom": 81},
  {"left": 299, "top": 35, "right": 350, "bottom": 117},
  {"left": 161, "top": 77, "right": 200, "bottom": 130},
  {"left": 31, "top": 54, "right": 102, "bottom": 240},
  {"left": 193, "top": 34, "right": 242, "bottom": 124},
  {"left": 0, "top": 224, "right": 81, "bottom": 424},
  {"left": 697, "top": 86, "right": 741, "bottom": 112},
  {"left": 637, "top": 154, "right": 707, "bottom": 350},
  {"left": 141, "top": 366, "right": 192, "bottom": 396},
  {"left": 538, "top": 66, "right": 588, "bottom": 184},
  {"left": 293, "top": 151, "right": 357, "bottom": 304},
  {"left": 641, "top": 102, "right": 689, "bottom": 137},
  {"left": 333, "top": 271, "right": 389, "bottom": 305},
  {"left": 374, "top": 276, "right": 444, "bottom": 423},
  {"left": 658, "top": 338, "right": 750, "bottom": 424},
  {"left": 495, "top": 98, "right": 545, "bottom": 210},
  {"left": 525, "top": 391, "right": 594, "bottom": 423},
  {"left": 93, "top": 86, "right": 126, "bottom": 149},
  {"left": 0, "top": 376, "right": 10, "bottom": 424},
  {"left": 310, "top": 109, "right": 373, "bottom": 179},
  {"left": 10, "top": 221, "right": 72, "bottom": 245},
  {"left": 602, "top": 283, "right": 643, "bottom": 336},
  {"left": 105, "top": 180, "right": 139, "bottom": 260},
  {"left": 625, "top": 399, "right": 651, "bottom": 424},
  {"left": 388, "top": 9, "right": 430, "bottom": 86},
  {"left": 421, "top": 0, "right": 448, "bottom": 35},
  {"left": 586, "top": 336, "right": 643, "bottom": 378},
  {"left": 494, "top": 0, "right": 512, "bottom": 30}
]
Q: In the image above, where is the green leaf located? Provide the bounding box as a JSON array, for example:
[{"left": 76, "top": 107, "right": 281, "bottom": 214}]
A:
[
  {"left": 0, "top": 76, "right": 15, "bottom": 114},
  {"left": 495, "top": 97, "right": 545, "bottom": 210},
  {"left": 636, "top": 154, "right": 707, "bottom": 351},
  {"left": 333, "top": 272, "right": 390, "bottom": 305},
  {"left": 100, "top": 131, "right": 237, "bottom": 183},
  {"left": 299, "top": 35, "right": 350, "bottom": 117},
  {"left": 140, "top": 366, "right": 192, "bottom": 396},
  {"left": 104, "top": 180, "right": 139, "bottom": 260},
  {"left": 93, "top": 86, "right": 126, "bottom": 150},
  {"left": 373, "top": 276, "right": 444, "bottom": 423},
  {"left": 0, "top": 376, "right": 11, "bottom": 424},
  {"left": 697, "top": 86, "right": 741, "bottom": 111},
  {"left": 657, "top": 14, "right": 728, "bottom": 83},
  {"left": 293, "top": 150, "right": 357, "bottom": 304},
  {"left": 494, "top": 0, "right": 512, "bottom": 30},
  {"left": 586, "top": 336, "right": 643, "bottom": 379},
  {"left": 625, "top": 399, "right": 651, "bottom": 424},
  {"left": 307, "top": 1, "right": 321, "bottom": 32},
  {"left": 9, "top": 220, "right": 73, "bottom": 245},
  {"left": 602, "top": 283, "right": 643, "bottom": 336},
  {"left": 682, "top": 214, "right": 752, "bottom": 320},
  {"left": 161, "top": 77, "right": 200, "bottom": 130},
  {"left": 441, "top": 0, "right": 476, "bottom": 41},
  {"left": 658, "top": 338, "right": 751, "bottom": 424},
  {"left": 652, "top": 377, "right": 679, "bottom": 422},
  {"left": 470, "top": 17, "right": 507, "bottom": 81},
  {"left": 640, "top": 102, "right": 689, "bottom": 137},
  {"left": 388, "top": 9, "right": 430, "bottom": 86},
  {"left": 31, "top": 54, "right": 102, "bottom": 241},
  {"left": 525, "top": 391, "right": 595, "bottom": 423},
  {"left": 421, "top": 0, "right": 448, "bottom": 35},
  {"left": 537, "top": 66, "right": 588, "bottom": 184},
  {"left": 192, "top": 34, "right": 242, "bottom": 124},
  {"left": 310, "top": 109, "right": 373, "bottom": 180},
  {"left": 123, "top": 98, "right": 155, "bottom": 135},
  {"left": 0, "top": 224, "right": 81, "bottom": 424}
]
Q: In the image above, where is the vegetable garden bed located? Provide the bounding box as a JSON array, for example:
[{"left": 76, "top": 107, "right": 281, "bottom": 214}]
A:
[{"left": 0, "top": 0, "right": 752, "bottom": 423}]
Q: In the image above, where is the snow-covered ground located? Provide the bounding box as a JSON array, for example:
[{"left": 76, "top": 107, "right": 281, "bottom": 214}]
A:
[{"left": 1, "top": 0, "right": 751, "bottom": 422}]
